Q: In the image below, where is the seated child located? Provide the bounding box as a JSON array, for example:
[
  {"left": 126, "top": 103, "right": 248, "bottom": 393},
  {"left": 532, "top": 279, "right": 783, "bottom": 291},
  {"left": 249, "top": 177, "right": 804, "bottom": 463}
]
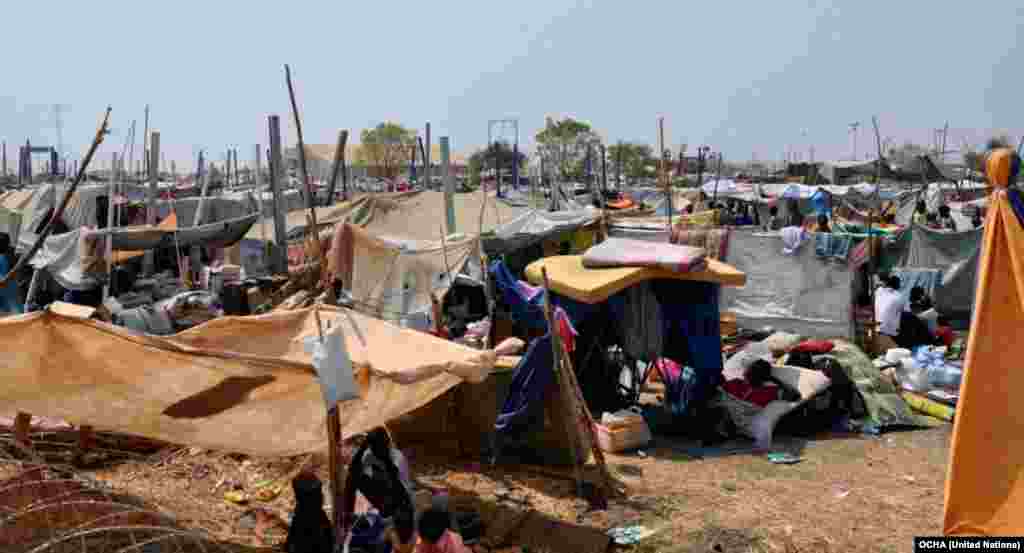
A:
[{"left": 415, "top": 508, "right": 472, "bottom": 553}]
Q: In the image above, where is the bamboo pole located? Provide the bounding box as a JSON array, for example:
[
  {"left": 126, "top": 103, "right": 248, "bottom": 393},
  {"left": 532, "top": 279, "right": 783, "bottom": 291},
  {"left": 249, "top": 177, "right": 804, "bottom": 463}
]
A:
[
  {"left": 0, "top": 108, "right": 111, "bottom": 287},
  {"left": 867, "top": 116, "right": 884, "bottom": 350}
]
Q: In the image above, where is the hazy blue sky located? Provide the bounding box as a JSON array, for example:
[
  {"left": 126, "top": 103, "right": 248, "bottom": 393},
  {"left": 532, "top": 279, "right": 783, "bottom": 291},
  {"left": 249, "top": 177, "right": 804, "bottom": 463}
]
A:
[{"left": 2, "top": 0, "right": 1022, "bottom": 168}]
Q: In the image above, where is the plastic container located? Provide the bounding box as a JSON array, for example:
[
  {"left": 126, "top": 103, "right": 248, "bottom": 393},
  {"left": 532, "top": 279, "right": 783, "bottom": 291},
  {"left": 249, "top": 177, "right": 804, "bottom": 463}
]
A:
[{"left": 886, "top": 348, "right": 912, "bottom": 363}]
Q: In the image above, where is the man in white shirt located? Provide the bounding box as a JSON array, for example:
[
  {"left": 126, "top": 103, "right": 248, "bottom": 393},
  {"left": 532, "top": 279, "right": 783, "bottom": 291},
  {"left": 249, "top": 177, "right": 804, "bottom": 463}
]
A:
[{"left": 874, "top": 275, "right": 906, "bottom": 355}]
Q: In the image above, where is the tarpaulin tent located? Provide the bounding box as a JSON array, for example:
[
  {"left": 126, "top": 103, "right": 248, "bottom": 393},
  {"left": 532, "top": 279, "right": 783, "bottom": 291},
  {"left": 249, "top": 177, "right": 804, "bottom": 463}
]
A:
[
  {"left": 0, "top": 304, "right": 505, "bottom": 456},
  {"left": 944, "top": 148, "right": 1024, "bottom": 535},
  {"left": 481, "top": 208, "right": 599, "bottom": 256},
  {"left": 901, "top": 224, "right": 983, "bottom": 320},
  {"left": 721, "top": 228, "right": 855, "bottom": 339}
]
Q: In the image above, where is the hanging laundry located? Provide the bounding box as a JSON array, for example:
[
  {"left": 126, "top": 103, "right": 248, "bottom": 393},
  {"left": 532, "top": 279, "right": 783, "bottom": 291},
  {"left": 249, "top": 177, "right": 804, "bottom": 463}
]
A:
[
  {"left": 814, "top": 233, "right": 852, "bottom": 261},
  {"left": 780, "top": 227, "right": 808, "bottom": 256}
]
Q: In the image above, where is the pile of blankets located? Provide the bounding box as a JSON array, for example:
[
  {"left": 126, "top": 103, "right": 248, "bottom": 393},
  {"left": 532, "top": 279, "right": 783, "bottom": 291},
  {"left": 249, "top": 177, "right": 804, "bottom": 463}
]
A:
[
  {"left": 582, "top": 237, "right": 707, "bottom": 273},
  {"left": 669, "top": 228, "right": 731, "bottom": 261}
]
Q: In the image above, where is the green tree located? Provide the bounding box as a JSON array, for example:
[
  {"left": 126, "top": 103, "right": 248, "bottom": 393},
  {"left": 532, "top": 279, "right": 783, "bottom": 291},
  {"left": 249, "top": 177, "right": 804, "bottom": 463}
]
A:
[
  {"left": 535, "top": 117, "right": 601, "bottom": 180},
  {"left": 469, "top": 141, "right": 526, "bottom": 172},
  {"left": 360, "top": 122, "right": 414, "bottom": 181},
  {"left": 607, "top": 142, "right": 655, "bottom": 184}
]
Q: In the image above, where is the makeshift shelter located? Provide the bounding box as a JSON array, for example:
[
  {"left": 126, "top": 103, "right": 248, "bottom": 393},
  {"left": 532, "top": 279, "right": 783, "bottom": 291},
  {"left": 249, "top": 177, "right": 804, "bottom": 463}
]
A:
[
  {"left": 944, "top": 150, "right": 1024, "bottom": 536},
  {"left": 820, "top": 159, "right": 895, "bottom": 184},
  {"left": 721, "top": 228, "right": 856, "bottom": 339},
  {"left": 0, "top": 304, "right": 511, "bottom": 457},
  {"left": 481, "top": 208, "right": 600, "bottom": 257},
  {"left": 899, "top": 224, "right": 982, "bottom": 321},
  {"left": 513, "top": 253, "right": 746, "bottom": 415}
]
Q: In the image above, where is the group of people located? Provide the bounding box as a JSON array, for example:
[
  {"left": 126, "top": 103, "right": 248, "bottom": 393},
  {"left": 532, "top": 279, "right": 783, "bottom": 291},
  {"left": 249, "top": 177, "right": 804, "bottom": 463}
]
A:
[
  {"left": 913, "top": 200, "right": 982, "bottom": 231},
  {"left": 286, "top": 428, "right": 477, "bottom": 553},
  {"left": 873, "top": 274, "right": 954, "bottom": 354}
]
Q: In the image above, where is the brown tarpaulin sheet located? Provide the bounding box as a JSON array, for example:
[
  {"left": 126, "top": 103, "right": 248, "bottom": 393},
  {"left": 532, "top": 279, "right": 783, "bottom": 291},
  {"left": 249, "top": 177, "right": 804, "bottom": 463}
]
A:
[
  {"left": 943, "top": 186, "right": 1024, "bottom": 535},
  {"left": 0, "top": 305, "right": 498, "bottom": 457}
]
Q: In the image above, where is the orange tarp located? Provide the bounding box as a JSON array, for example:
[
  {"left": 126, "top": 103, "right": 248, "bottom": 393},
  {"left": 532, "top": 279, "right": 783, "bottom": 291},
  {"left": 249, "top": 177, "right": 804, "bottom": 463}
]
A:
[
  {"left": 0, "top": 305, "right": 500, "bottom": 456},
  {"left": 111, "top": 212, "right": 178, "bottom": 263},
  {"left": 943, "top": 183, "right": 1024, "bottom": 534}
]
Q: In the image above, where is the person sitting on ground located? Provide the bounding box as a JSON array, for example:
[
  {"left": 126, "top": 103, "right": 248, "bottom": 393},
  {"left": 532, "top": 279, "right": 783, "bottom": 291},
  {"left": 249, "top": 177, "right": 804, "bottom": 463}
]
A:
[
  {"left": 913, "top": 200, "right": 928, "bottom": 226},
  {"left": 938, "top": 205, "right": 958, "bottom": 232},
  {"left": 764, "top": 205, "right": 781, "bottom": 231},
  {"left": 971, "top": 208, "right": 984, "bottom": 229},
  {"left": 723, "top": 359, "right": 800, "bottom": 408},
  {"left": 734, "top": 205, "right": 754, "bottom": 226},
  {"left": 415, "top": 507, "right": 473, "bottom": 553},
  {"left": 342, "top": 428, "right": 416, "bottom": 548},
  {"left": 816, "top": 213, "right": 831, "bottom": 233},
  {"left": 925, "top": 212, "right": 941, "bottom": 229},
  {"left": 0, "top": 235, "right": 23, "bottom": 314},
  {"left": 874, "top": 274, "right": 906, "bottom": 354},
  {"left": 717, "top": 203, "right": 734, "bottom": 225},
  {"left": 934, "top": 316, "right": 955, "bottom": 347},
  {"left": 909, "top": 286, "right": 933, "bottom": 314}
]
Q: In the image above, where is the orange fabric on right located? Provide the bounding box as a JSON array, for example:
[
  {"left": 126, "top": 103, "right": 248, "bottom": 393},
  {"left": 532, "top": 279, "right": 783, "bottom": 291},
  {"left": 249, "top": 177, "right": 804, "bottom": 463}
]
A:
[{"left": 943, "top": 188, "right": 1024, "bottom": 535}]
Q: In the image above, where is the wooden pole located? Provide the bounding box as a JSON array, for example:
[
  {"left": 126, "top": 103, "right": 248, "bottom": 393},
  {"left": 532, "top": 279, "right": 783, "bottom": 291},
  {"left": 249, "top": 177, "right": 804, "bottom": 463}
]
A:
[
  {"left": 143, "top": 131, "right": 160, "bottom": 275},
  {"left": 441, "top": 136, "right": 455, "bottom": 234},
  {"left": 425, "top": 122, "right": 432, "bottom": 191},
  {"left": 255, "top": 144, "right": 263, "bottom": 188},
  {"left": 0, "top": 108, "right": 112, "bottom": 287},
  {"left": 540, "top": 267, "right": 584, "bottom": 501},
  {"left": 142, "top": 105, "right": 149, "bottom": 181},
  {"left": 866, "top": 116, "right": 884, "bottom": 350},
  {"left": 285, "top": 64, "right": 317, "bottom": 234},
  {"left": 326, "top": 130, "right": 348, "bottom": 206},
  {"left": 268, "top": 115, "right": 289, "bottom": 274},
  {"left": 2, "top": 140, "right": 6, "bottom": 178},
  {"left": 103, "top": 152, "right": 118, "bottom": 302},
  {"left": 659, "top": 118, "right": 670, "bottom": 235}
]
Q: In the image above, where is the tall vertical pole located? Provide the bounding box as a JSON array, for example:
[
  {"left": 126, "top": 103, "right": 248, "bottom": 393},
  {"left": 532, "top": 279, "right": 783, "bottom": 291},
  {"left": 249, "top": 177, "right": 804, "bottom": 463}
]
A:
[
  {"left": 1, "top": 140, "right": 6, "bottom": 178},
  {"left": 658, "top": 118, "right": 670, "bottom": 235},
  {"left": 425, "top": 122, "right": 432, "bottom": 191},
  {"left": 144, "top": 131, "right": 160, "bottom": 275},
  {"left": 255, "top": 144, "right": 263, "bottom": 188},
  {"left": 268, "top": 115, "right": 289, "bottom": 274},
  {"left": 326, "top": 130, "right": 348, "bottom": 205},
  {"left": 441, "top": 136, "right": 455, "bottom": 234},
  {"left": 103, "top": 152, "right": 118, "bottom": 301},
  {"left": 142, "top": 105, "right": 150, "bottom": 180}
]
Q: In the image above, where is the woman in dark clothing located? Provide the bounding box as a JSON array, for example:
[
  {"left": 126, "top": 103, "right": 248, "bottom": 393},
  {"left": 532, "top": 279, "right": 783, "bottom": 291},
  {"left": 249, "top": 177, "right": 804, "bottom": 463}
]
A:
[{"left": 341, "top": 428, "right": 416, "bottom": 546}]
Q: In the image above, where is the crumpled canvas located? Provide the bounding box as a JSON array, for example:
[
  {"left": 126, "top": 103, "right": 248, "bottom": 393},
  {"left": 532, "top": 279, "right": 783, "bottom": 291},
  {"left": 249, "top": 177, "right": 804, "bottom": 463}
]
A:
[{"left": 0, "top": 305, "right": 511, "bottom": 456}]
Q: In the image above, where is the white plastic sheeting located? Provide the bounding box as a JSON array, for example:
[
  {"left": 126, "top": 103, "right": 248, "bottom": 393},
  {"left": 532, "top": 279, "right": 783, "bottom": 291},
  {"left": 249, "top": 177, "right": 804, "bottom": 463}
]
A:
[
  {"left": 721, "top": 229, "right": 853, "bottom": 339},
  {"left": 482, "top": 208, "right": 599, "bottom": 255}
]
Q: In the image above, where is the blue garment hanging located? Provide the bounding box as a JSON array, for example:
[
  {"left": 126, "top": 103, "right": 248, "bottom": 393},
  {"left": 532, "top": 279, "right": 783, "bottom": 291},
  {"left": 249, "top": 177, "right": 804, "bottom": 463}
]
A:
[
  {"left": 494, "top": 334, "right": 556, "bottom": 435},
  {"left": 651, "top": 280, "right": 724, "bottom": 413}
]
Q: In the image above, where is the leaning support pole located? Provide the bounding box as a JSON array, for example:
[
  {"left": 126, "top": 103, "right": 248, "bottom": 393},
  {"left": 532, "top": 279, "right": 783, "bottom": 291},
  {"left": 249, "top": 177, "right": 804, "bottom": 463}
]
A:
[
  {"left": 285, "top": 64, "right": 318, "bottom": 233},
  {"left": 326, "top": 130, "right": 348, "bottom": 206},
  {"left": 0, "top": 108, "right": 111, "bottom": 287}
]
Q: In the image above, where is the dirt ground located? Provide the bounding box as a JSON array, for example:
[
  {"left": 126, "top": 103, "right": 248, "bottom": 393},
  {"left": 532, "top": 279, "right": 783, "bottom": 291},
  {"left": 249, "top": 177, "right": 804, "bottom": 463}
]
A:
[{"left": 0, "top": 422, "right": 951, "bottom": 553}]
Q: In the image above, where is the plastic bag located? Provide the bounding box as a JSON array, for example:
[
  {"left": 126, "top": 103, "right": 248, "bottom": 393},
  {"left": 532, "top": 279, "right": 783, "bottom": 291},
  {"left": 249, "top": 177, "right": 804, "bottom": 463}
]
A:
[{"left": 303, "top": 324, "right": 358, "bottom": 408}]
